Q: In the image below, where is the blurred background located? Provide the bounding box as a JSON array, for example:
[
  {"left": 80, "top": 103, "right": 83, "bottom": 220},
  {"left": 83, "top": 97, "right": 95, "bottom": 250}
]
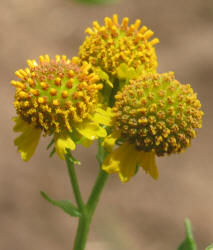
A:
[{"left": 1, "top": 0, "right": 213, "bottom": 249}]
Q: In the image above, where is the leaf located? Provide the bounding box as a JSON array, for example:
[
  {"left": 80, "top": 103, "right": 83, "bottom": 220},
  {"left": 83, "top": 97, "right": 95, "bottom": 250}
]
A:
[
  {"left": 178, "top": 219, "right": 197, "bottom": 250},
  {"left": 40, "top": 191, "right": 81, "bottom": 217},
  {"left": 49, "top": 147, "right": 56, "bottom": 157},
  {"left": 46, "top": 138, "right": 54, "bottom": 150},
  {"left": 206, "top": 244, "right": 213, "bottom": 250}
]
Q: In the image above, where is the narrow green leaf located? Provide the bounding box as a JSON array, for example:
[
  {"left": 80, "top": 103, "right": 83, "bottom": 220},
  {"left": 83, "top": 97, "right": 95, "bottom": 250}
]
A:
[
  {"left": 49, "top": 147, "right": 55, "bottom": 157},
  {"left": 178, "top": 219, "right": 197, "bottom": 250},
  {"left": 206, "top": 244, "right": 213, "bottom": 250},
  {"left": 46, "top": 138, "right": 54, "bottom": 150},
  {"left": 40, "top": 191, "right": 81, "bottom": 217}
]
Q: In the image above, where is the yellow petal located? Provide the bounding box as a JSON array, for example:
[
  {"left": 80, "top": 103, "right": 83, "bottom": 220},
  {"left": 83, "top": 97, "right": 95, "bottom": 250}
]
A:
[
  {"left": 76, "top": 120, "right": 107, "bottom": 140},
  {"left": 102, "top": 142, "right": 138, "bottom": 182},
  {"left": 13, "top": 116, "right": 28, "bottom": 132},
  {"left": 54, "top": 133, "right": 76, "bottom": 160},
  {"left": 91, "top": 107, "right": 113, "bottom": 126},
  {"left": 102, "top": 144, "right": 125, "bottom": 174},
  {"left": 13, "top": 117, "right": 41, "bottom": 161},
  {"left": 118, "top": 143, "right": 140, "bottom": 182},
  {"left": 102, "top": 130, "right": 120, "bottom": 152},
  {"left": 138, "top": 151, "right": 159, "bottom": 179}
]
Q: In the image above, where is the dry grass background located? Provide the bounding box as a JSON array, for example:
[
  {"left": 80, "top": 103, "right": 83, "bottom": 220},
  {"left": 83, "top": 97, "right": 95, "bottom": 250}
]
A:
[{"left": 0, "top": 0, "right": 213, "bottom": 249}]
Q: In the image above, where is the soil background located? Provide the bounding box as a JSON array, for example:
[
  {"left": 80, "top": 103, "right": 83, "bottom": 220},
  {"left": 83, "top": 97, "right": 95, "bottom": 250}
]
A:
[{"left": 0, "top": 0, "right": 213, "bottom": 249}]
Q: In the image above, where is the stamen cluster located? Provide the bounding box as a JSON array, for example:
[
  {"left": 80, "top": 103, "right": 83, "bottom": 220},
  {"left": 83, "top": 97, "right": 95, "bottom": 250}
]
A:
[
  {"left": 113, "top": 72, "right": 203, "bottom": 156},
  {"left": 79, "top": 15, "right": 159, "bottom": 77},
  {"left": 11, "top": 55, "right": 102, "bottom": 134}
]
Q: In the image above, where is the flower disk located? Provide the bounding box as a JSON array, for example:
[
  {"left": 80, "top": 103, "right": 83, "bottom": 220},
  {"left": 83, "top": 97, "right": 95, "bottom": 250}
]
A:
[
  {"left": 11, "top": 55, "right": 102, "bottom": 135},
  {"left": 79, "top": 14, "right": 159, "bottom": 77},
  {"left": 113, "top": 72, "right": 203, "bottom": 156}
]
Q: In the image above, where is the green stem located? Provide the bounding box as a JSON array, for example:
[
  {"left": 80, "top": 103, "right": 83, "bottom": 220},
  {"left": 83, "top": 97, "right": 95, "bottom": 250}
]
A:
[
  {"left": 65, "top": 139, "right": 109, "bottom": 250},
  {"left": 73, "top": 169, "right": 109, "bottom": 250},
  {"left": 87, "top": 169, "right": 109, "bottom": 214},
  {"left": 65, "top": 153, "right": 84, "bottom": 211}
]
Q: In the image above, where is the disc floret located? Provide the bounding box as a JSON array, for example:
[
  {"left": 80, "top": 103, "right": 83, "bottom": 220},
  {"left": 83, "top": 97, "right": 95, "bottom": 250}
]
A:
[
  {"left": 11, "top": 55, "right": 110, "bottom": 161},
  {"left": 11, "top": 55, "right": 102, "bottom": 135},
  {"left": 102, "top": 72, "right": 203, "bottom": 182},
  {"left": 113, "top": 72, "right": 203, "bottom": 156},
  {"left": 79, "top": 14, "right": 159, "bottom": 78}
]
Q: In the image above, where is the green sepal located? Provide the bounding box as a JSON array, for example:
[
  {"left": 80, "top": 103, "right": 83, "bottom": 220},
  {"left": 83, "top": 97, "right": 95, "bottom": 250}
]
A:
[
  {"left": 117, "top": 63, "right": 137, "bottom": 80},
  {"left": 40, "top": 191, "right": 81, "bottom": 217},
  {"left": 178, "top": 219, "right": 197, "bottom": 250},
  {"left": 96, "top": 138, "right": 108, "bottom": 166},
  {"left": 95, "top": 67, "right": 113, "bottom": 88},
  {"left": 206, "top": 244, "right": 213, "bottom": 250},
  {"left": 117, "top": 63, "right": 154, "bottom": 89}
]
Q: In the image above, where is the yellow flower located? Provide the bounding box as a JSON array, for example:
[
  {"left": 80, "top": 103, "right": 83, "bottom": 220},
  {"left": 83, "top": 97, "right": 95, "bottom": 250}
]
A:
[
  {"left": 79, "top": 14, "right": 159, "bottom": 83},
  {"left": 11, "top": 55, "right": 110, "bottom": 161},
  {"left": 102, "top": 72, "right": 203, "bottom": 182}
]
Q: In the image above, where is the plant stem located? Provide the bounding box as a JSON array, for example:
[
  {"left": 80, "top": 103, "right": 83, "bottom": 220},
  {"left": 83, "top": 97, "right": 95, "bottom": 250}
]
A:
[
  {"left": 73, "top": 169, "right": 109, "bottom": 250},
  {"left": 87, "top": 169, "right": 109, "bottom": 214},
  {"left": 65, "top": 154, "right": 84, "bottom": 211},
  {"left": 65, "top": 140, "right": 109, "bottom": 250}
]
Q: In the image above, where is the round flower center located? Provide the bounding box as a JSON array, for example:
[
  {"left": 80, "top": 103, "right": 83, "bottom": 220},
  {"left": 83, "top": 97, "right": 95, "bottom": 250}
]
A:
[
  {"left": 79, "top": 14, "right": 159, "bottom": 77},
  {"left": 11, "top": 55, "right": 102, "bottom": 134},
  {"left": 113, "top": 72, "right": 203, "bottom": 156}
]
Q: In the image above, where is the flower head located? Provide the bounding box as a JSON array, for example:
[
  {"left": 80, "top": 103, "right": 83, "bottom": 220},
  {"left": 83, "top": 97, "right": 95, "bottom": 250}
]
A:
[
  {"left": 102, "top": 72, "right": 203, "bottom": 182},
  {"left": 11, "top": 55, "right": 110, "bottom": 161},
  {"left": 79, "top": 14, "right": 159, "bottom": 82}
]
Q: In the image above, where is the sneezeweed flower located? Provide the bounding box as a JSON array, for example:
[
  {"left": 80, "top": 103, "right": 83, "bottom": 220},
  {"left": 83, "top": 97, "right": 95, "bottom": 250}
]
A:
[
  {"left": 102, "top": 72, "right": 203, "bottom": 182},
  {"left": 11, "top": 55, "right": 111, "bottom": 161},
  {"left": 79, "top": 14, "right": 159, "bottom": 90}
]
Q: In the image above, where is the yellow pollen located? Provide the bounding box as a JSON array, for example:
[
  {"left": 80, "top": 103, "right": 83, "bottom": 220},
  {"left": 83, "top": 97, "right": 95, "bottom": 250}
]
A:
[
  {"left": 139, "top": 25, "right": 148, "bottom": 33},
  {"left": 19, "top": 91, "right": 29, "bottom": 99},
  {"left": 38, "top": 97, "right": 46, "bottom": 104},
  {"left": 11, "top": 80, "right": 25, "bottom": 89},
  {"left": 61, "top": 90, "right": 69, "bottom": 99},
  {"left": 121, "top": 17, "right": 129, "bottom": 29},
  {"left": 30, "top": 89, "right": 40, "bottom": 96},
  {"left": 55, "top": 78, "right": 61, "bottom": 86},
  {"left": 144, "top": 30, "right": 154, "bottom": 40},
  {"left": 66, "top": 79, "right": 74, "bottom": 89},
  {"left": 50, "top": 88, "right": 57, "bottom": 96},
  {"left": 53, "top": 99, "right": 60, "bottom": 106},
  {"left": 40, "top": 82, "right": 49, "bottom": 90},
  {"left": 68, "top": 70, "right": 74, "bottom": 78},
  {"left": 112, "top": 14, "right": 118, "bottom": 24}
]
